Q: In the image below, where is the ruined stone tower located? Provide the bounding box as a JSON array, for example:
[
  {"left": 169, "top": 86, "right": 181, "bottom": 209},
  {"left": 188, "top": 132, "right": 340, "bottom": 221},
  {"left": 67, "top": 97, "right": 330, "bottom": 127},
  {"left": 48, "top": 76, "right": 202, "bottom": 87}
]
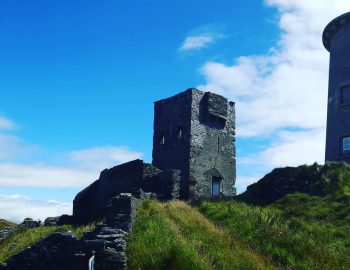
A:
[
  {"left": 323, "top": 12, "right": 350, "bottom": 163},
  {"left": 73, "top": 88, "right": 236, "bottom": 223},
  {"left": 152, "top": 88, "right": 236, "bottom": 200}
]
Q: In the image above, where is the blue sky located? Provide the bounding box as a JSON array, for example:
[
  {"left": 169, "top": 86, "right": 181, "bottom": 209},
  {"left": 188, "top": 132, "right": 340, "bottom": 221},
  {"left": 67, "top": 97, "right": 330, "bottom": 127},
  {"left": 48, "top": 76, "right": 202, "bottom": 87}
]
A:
[{"left": 0, "top": 0, "right": 349, "bottom": 222}]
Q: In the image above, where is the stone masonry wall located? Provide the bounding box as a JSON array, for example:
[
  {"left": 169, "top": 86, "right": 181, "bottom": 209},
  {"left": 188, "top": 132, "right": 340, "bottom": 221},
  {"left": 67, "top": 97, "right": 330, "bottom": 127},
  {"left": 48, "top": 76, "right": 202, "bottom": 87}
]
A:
[
  {"left": 152, "top": 89, "right": 193, "bottom": 199},
  {"left": 189, "top": 90, "right": 236, "bottom": 200},
  {"left": 73, "top": 160, "right": 180, "bottom": 224},
  {"left": 1, "top": 194, "right": 143, "bottom": 270}
]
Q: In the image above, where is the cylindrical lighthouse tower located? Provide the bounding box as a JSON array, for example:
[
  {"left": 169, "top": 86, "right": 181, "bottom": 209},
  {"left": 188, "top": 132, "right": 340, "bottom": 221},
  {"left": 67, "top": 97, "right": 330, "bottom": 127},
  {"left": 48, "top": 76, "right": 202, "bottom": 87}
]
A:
[{"left": 323, "top": 12, "right": 350, "bottom": 163}]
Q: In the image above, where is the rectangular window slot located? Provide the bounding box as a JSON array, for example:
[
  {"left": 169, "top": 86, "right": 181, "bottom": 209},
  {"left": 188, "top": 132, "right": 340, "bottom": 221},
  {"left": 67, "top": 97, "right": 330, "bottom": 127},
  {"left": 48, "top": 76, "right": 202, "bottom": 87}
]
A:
[
  {"left": 342, "top": 136, "right": 350, "bottom": 154},
  {"left": 340, "top": 85, "right": 350, "bottom": 105}
]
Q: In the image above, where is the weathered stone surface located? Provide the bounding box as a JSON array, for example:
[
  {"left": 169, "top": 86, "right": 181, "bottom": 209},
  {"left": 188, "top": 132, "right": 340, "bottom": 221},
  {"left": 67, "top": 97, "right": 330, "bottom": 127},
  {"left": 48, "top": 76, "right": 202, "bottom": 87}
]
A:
[
  {"left": 206, "top": 92, "right": 228, "bottom": 120},
  {"left": 0, "top": 227, "right": 17, "bottom": 241},
  {"left": 2, "top": 193, "right": 141, "bottom": 270},
  {"left": 44, "top": 217, "right": 60, "bottom": 227},
  {"left": 44, "top": 214, "right": 73, "bottom": 227},
  {"left": 73, "top": 160, "right": 180, "bottom": 224},
  {"left": 105, "top": 194, "right": 138, "bottom": 232},
  {"left": 21, "top": 218, "right": 41, "bottom": 228},
  {"left": 4, "top": 232, "right": 86, "bottom": 270},
  {"left": 238, "top": 163, "right": 330, "bottom": 205},
  {"left": 142, "top": 169, "right": 181, "bottom": 200},
  {"left": 153, "top": 88, "right": 236, "bottom": 200}
]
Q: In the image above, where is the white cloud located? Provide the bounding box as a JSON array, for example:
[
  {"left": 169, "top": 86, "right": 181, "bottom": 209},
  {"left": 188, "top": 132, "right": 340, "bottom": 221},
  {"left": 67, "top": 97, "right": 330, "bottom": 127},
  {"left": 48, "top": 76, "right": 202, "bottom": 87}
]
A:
[
  {"left": 0, "top": 145, "right": 143, "bottom": 188},
  {"left": 0, "top": 163, "right": 96, "bottom": 188},
  {"left": 0, "top": 194, "right": 72, "bottom": 223},
  {"left": 198, "top": 1, "right": 350, "bottom": 180},
  {"left": 0, "top": 116, "right": 16, "bottom": 130},
  {"left": 0, "top": 134, "right": 39, "bottom": 160},
  {"left": 70, "top": 146, "right": 143, "bottom": 171},
  {"left": 179, "top": 24, "right": 227, "bottom": 52},
  {"left": 235, "top": 176, "right": 262, "bottom": 194},
  {"left": 240, "top": 128, "right": 325, "bottom": 169},
  {"left": 180, "top": 34, "right": 216, "bottom": 51},
  {"left": 0, "top": 115, "right": 143, "bottom": 188},
  {"left": 259, "top": 128, "right": 325, "bottom": 168}
]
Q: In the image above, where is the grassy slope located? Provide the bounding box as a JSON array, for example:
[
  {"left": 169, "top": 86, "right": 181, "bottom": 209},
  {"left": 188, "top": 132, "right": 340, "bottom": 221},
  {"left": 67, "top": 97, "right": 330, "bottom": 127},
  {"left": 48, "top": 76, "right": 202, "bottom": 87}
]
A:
[
  {"left": 198, "top": 162, "right": 349, "bottom": 270},
  {"left": 0, "top": 219, "right": 16, "bottom": 231},
  {"left": 0, "top": 223, "right": 95, "bottom": 262},
  {"left": 200, "top": 197, "right": 350, "bottom": 270},
  {"left": 127, "top": 200, "right": 276, "bottom": 270},
  {"left": 128, "top": 163, "right": 350, "bottom": 270}
]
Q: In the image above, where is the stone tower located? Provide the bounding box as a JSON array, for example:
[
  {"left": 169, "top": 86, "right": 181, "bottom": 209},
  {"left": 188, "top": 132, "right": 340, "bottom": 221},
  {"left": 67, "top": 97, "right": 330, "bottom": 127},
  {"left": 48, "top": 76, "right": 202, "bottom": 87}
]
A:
[
  {"left": 152, "top": 88, "right": 236, "bottom": 200},
  {"left": 323, "top": 12, "right": 350, "bottom": 163}
]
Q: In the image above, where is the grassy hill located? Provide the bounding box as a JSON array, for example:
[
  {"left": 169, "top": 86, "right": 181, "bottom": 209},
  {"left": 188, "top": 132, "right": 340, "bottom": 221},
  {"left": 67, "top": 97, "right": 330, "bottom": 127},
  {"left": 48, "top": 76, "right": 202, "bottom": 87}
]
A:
[
  {"left": 127, "top": 200, "right": 277, "bottom": 270},
  {"left": 1, "top": 162, "right": 349, "bottom": 269},
  {"left": 200, "top": 195, "right": 350, "bottom": 269},
  {"left": 128, "top": 162, "right": 350, "bottom": 270}
]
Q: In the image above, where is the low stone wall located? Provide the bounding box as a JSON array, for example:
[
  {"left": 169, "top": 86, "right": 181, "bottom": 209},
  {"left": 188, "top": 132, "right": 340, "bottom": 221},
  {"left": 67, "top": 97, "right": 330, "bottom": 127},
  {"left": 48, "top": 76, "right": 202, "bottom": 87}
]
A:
[
  {"left": 0, "top": 218, "right": 41, "bottom": 242},
  {"left": 1, "top": 193, "right": 145, "bottom": 270}
]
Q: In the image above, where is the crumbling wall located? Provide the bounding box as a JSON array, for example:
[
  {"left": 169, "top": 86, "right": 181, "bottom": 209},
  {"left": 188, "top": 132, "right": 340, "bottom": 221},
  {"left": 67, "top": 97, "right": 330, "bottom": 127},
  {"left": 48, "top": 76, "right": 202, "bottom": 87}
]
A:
[
  {"left": 1, "top": 194, "right": 144, "bottom": 270},
  {"left": 73, "top": 160, "right": 144, "bottom": 224},
  {"left": 142, "top": 169, "right": 181, "bottom": 200},
  {"left": 73, "top": 160, "right": 180, "bottom": 224}
]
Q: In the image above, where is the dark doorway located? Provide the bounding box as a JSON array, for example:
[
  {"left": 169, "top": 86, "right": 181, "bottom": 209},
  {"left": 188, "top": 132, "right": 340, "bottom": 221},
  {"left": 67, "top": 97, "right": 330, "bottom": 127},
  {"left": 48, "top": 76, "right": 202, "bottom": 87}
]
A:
[{"left": 212, "top": 177, "right": 221, "bottom": 197}]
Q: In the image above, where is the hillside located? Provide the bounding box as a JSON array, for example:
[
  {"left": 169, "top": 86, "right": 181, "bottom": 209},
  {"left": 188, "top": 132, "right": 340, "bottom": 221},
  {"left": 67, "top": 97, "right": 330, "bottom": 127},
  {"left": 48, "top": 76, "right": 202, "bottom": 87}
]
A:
[
  {"left": 127, "top": 200, "right": 277, "bottom": 270},
  {"left": 200, "top": 162, "right": 350, "bottom": 269},
  {"left": 237, "top": 162, "right": 350, "bottom": 205},
  {"left": 128, "top": 163, "right": 350, "bottom": 270},
  {"left": 0, "top": 220, "right": 16, "bottom": 231},
  {"left": 1, "top": 163, "right": 350, "bottom": 269},
  {"left": 200, "top": 196, "right": 350, "bottom": 269}
]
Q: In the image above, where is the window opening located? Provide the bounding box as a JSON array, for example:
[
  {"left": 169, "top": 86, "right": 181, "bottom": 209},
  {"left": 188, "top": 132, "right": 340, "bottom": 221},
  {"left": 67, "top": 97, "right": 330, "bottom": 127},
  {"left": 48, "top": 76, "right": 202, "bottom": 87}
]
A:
[
  {"left": 342, "top": 136, "right": 350, "bottom": 154},
  {"left": 160, "top": 133, "right": 165, "bottom": 145},
  {"left": 340, "top": 85, "right": 350, "bottom": 105}
]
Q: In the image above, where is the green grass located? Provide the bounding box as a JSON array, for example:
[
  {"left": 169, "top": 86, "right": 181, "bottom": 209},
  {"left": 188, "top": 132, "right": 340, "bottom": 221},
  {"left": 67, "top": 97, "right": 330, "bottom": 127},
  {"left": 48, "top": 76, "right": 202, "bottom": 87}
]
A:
[
  {"left": 0, "top": 223, "right": 95, "bottom": 262},
  {"left": 127, "top": 200, "right": 276, "bottom": 270},
  {"left": 0, "top": 219, "right": 16, "bottom": 231},
  {"left": 200, "top": 195, "right": 350, "bottom": 270},
  {"left": 128, "top": 165, "right": 350, "bottom": 270}
]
